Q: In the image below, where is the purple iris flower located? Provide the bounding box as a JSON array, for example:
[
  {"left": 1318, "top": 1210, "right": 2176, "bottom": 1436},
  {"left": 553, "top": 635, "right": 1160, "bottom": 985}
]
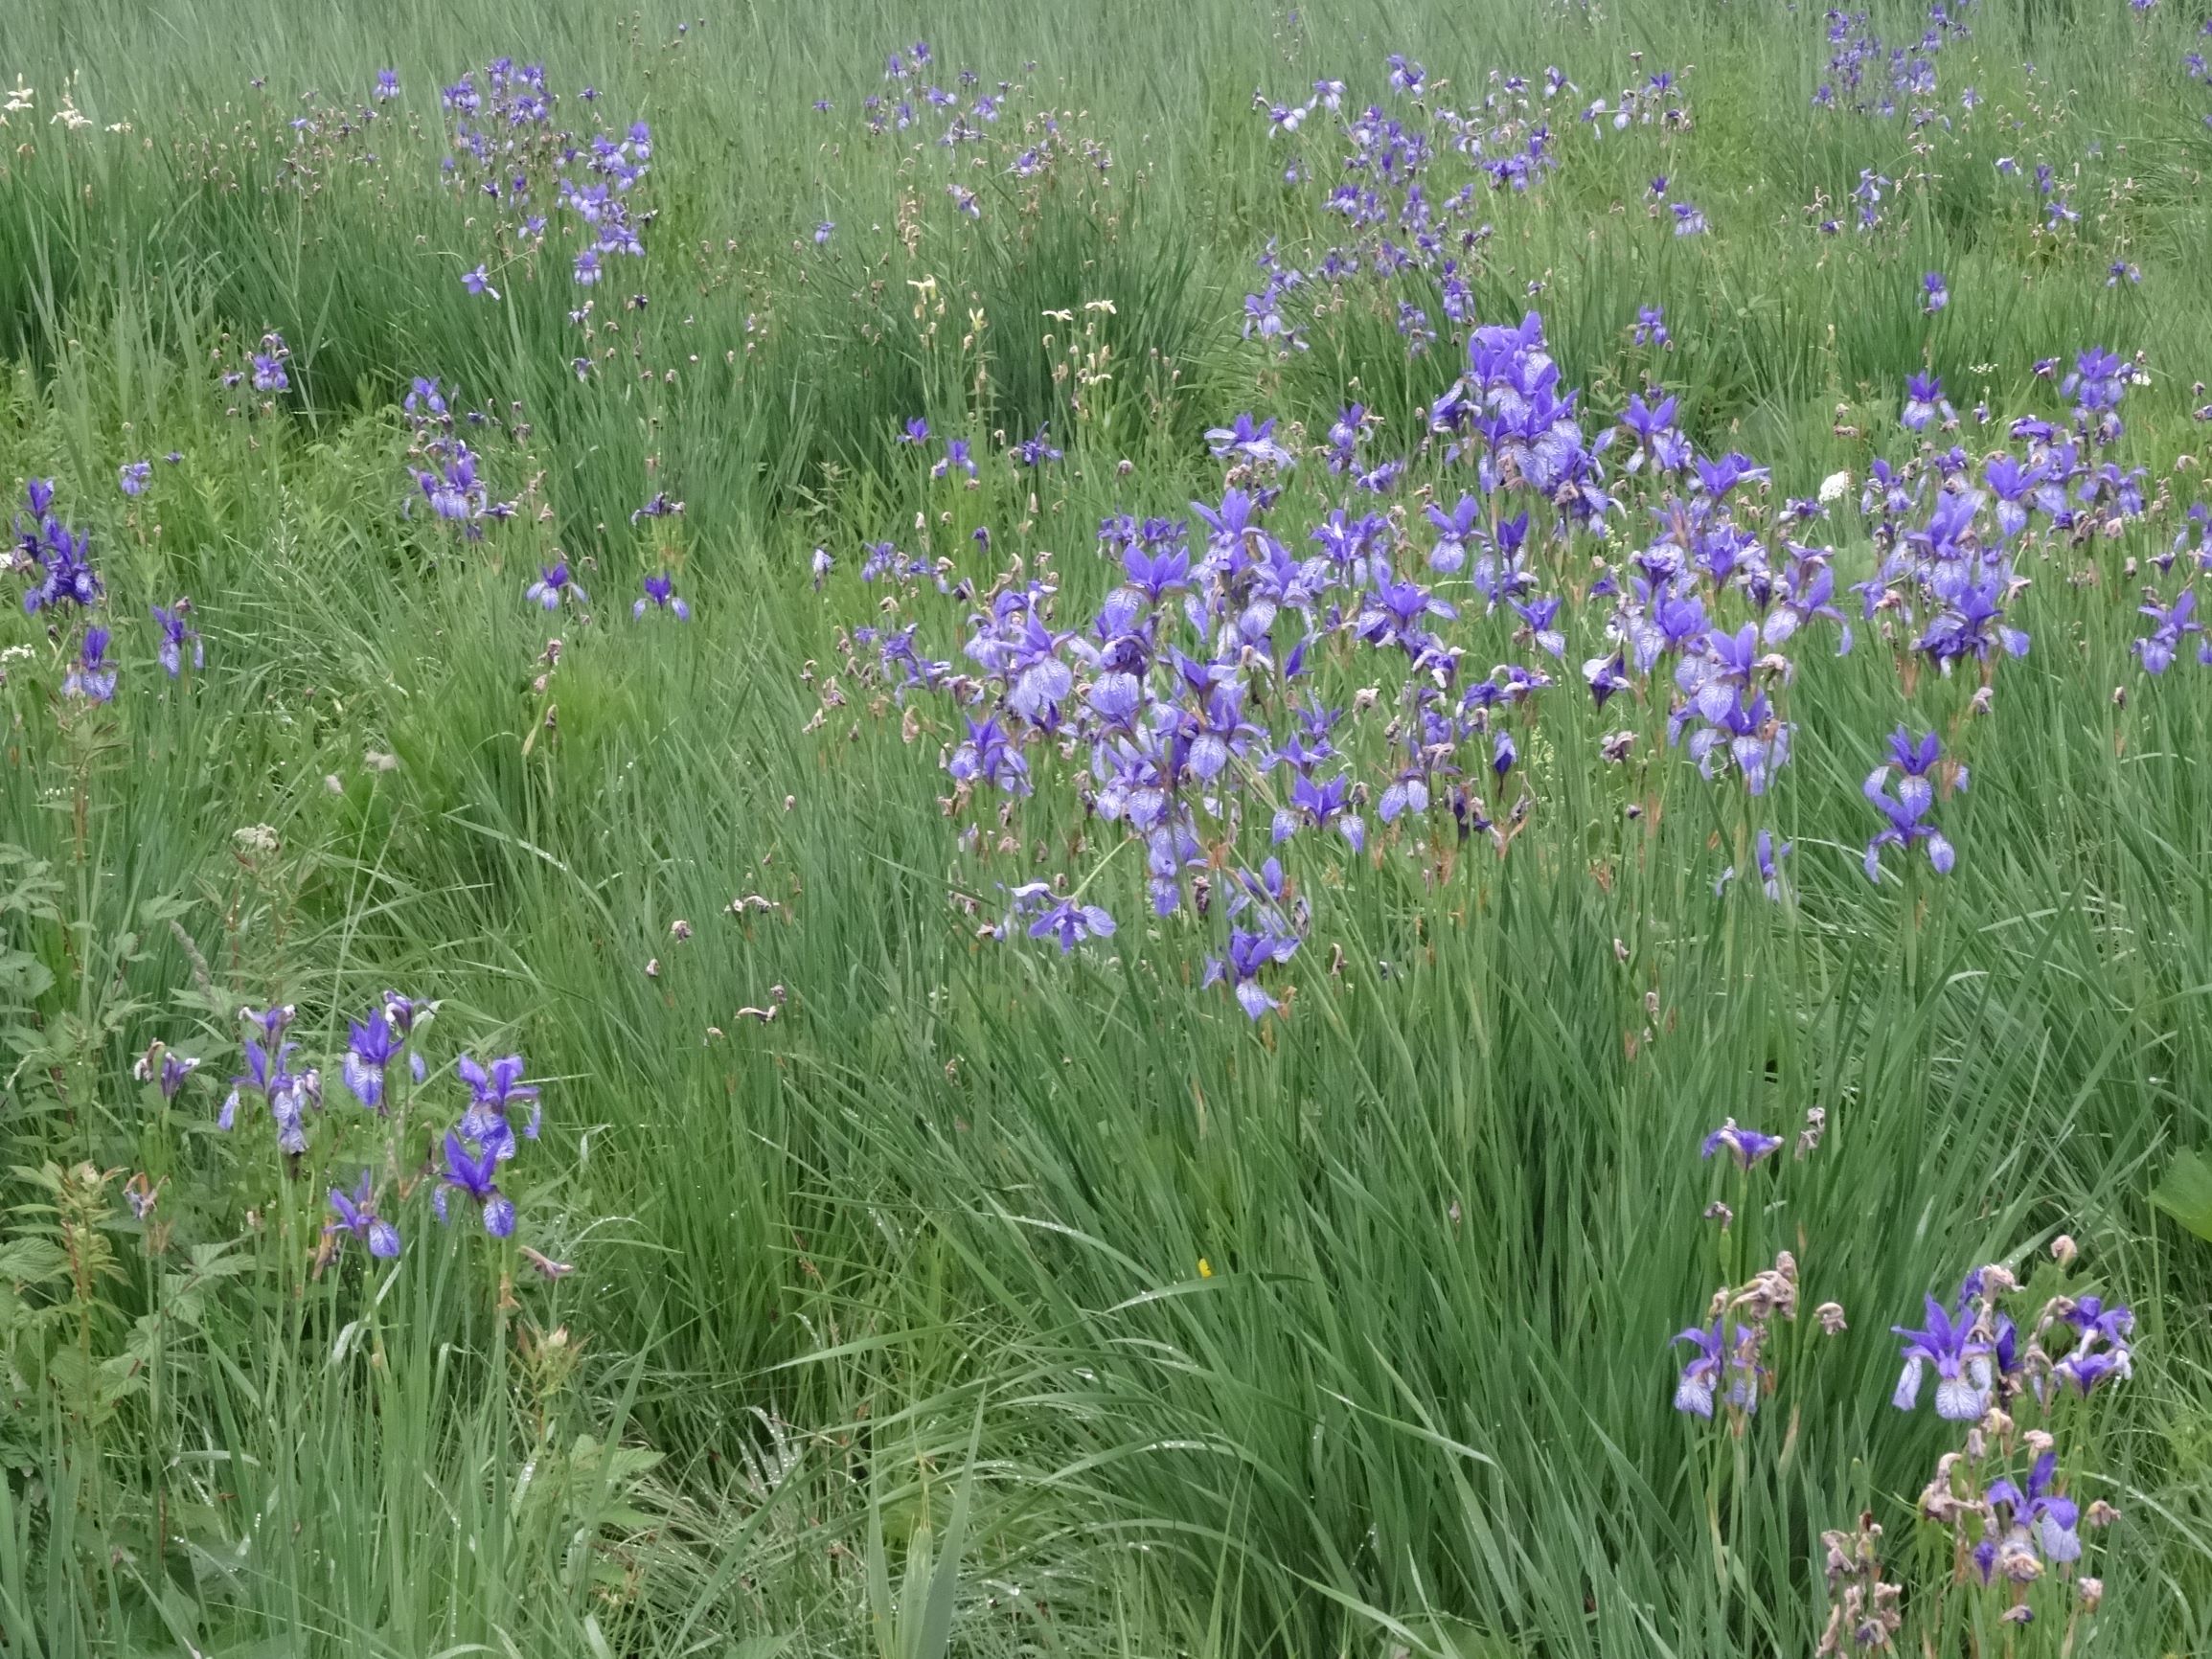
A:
[
  {"left": 1891, "top": 1294, "right": 1990, "bottom": 1420},
  {"left": 2064, "top": 1295, "right": 2134, "bottom": 1347},
  {"left": 1672, "top": 1321, "right": 1725, "bottom": 1416},
  {"left": 1632, "top": 305, "right": 1669, "bottom": 347},
  {"left": 245, "top": 331, "right": 290, "bottom": 392},
  {"left": 1205, "top": 413, "right": 1296, "bottom": 469},
  {"left": 1983, "top": 1451, "right": 2081, "bottom": 1569},
  {"left": 1671, "top": 201, "right": 1707, "bottom": 236},
  {"left": 147, "top": 1051, "right": 200, "bottom": 1099},
  {"left": 1120, "top": 545, "right": 1191, "bottom": 602},
  {"left": 1863, "top": 727, "right": 1957, "bottom": 881},
  {"left": 18, "top": 487, "right": 103, "bottom": 614},
  {"left": 1922, "top": 270, "right": 1949, "bottom": 313},
  {"left": 1325, "top": 404, "right": 1365, "bottom": 471},
  {"left": 343, "top": 1011, "right": 405, "bottom": 1110},
  {"left": 932, "top": 439, "right": 977, "bottom": 480},
  {"left": 525, "top": 561, "right": 585, "bottom": 609},
  {"left": 1025, "top": 896, "right": 1116, "bottom": 952},
  {"left": 2134, "top": 588, "right": 2201, "bottom": 673},
  {"left": 634, "top": 572, "right": 691, "bottom": 619},
  {"left": 1087, "top": 671, "right": 1143, "bottom": 724},
  {"left": 948, "top": 714, "right": 1030, "bottom": 795},
  {"left": 119, "top": 461, "right": 151, "bottom": 496},
  {"left": 1273, "top": 771, "right": 1365, "bottom": 852},
  {"left": 897, "top": 417, "right": 930, "bottom": 445},
  {"left": 456, "top": 1053, "right": 540, "bottom": 1159},
  {"left": 2052, "top": 1295, "right": 2134, "bottom": 1396},
  {"left": 1619, "top": 392, "right": 1688, "bottom": 474},
  {"left": 1421, "top": 493, "right": 1484, "bottom": 575},
  {"left": 1695, "top": 452, "right": 1769, "bottom": 501},
  {"left": 62, "top": 627, "right": 118, "bottom": 703},
  {"left": 1012, "top": 424, "right": 1062, "bottom": 466},
  {"left": 1720, "top": 830, "right": 1792, "bottom": 900},
  {"left": 433, "top": 1132, "right": 515, "bottom": 1238},
  {"left": 2053, "top": 1346, "right": 2132, "bottom": 1396},
  {"left": 1511, "top": 595, "right": 1565, "bottom": 659},
  {"left": 375, "top": 69, "right": 399, "bottom": 102},
  {"left": 382, "top": 990, "right": 434, "bottom": 1039},
  {"left": 326, "top": 1172, "right": 401, "bottom": 1258},
  {"left": 151, "top": 601, "right": 203, "bottom": 676},
  {"left": 462, "top": 263, "right": 500, "bottom": 299},
  {"left": 1701, "top": 1118, "right": 1784, "bottom": 1169},
  {"left": 1902, "top": 372, "right": 1948, "bottom": 431},
  {"left": 1492, "top": 730, "right": 1517, "bottom": 778},
  {"left": 1583, "top": 650, "right": 1630, "bottom": 709},
  {"left": 1203, "top": 924, "right": 1300, "bottom": 1019},
  {"left": 1386, "top": 54, "right": 1425, "bottom": 94},
  {"left": 415, "top": 444, "right": 509, "bottom": 531}
]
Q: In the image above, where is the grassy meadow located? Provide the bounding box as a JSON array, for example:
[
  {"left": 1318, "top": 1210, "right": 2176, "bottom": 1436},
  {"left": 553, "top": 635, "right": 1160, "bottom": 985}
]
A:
[{"left": 2, "top": 0, "right": 2212, "bottom": 1653}]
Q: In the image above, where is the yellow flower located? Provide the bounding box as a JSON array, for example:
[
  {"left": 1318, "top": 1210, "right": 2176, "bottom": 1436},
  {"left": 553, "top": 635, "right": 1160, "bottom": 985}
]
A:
[{"left": 1197, "top": 1258, "right": 1213, "bottom": 1279}]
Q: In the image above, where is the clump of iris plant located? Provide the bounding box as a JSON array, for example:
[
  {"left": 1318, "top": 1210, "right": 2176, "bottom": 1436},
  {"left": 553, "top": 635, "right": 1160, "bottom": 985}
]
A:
[
  {"left": 1851, "top": 1255, "right": 2132, "bottom": 1639},
  {"left": 250, "top": 332, "right": 290, "bottom": 394},
  {"left": 836, "top": 305, "right": 1859, "bottom": 1018},
  {"left": 401, "top": 378, "right": 517, "bottom": 537},
  {"left": 433, "top": 57, "right": 654, "bottom": 296},
  {"left": 13, "top": 479, "right": 103, "bottom": 614},
  {"left": 1671, "top": 1253, "right": 1835, "bottom": 1433},
  {"left": 218, "top": 1004, "right": 321, "bottom": 1154}
]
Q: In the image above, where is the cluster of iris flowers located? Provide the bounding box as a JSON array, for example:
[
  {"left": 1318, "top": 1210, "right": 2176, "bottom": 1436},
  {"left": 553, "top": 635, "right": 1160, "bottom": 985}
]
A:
[
  {"left": 1236, "top": 57, "right": 1706, "bottom": 359},
  {"left": 834, "top": 281, "right": 2178, "bottom": 1021}
]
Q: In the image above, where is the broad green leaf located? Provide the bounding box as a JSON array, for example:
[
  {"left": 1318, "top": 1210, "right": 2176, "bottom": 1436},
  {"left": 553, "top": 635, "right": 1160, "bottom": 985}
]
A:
[{"left": 2151, "top": 1148, "right": 2212, "bottom": 1243}]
